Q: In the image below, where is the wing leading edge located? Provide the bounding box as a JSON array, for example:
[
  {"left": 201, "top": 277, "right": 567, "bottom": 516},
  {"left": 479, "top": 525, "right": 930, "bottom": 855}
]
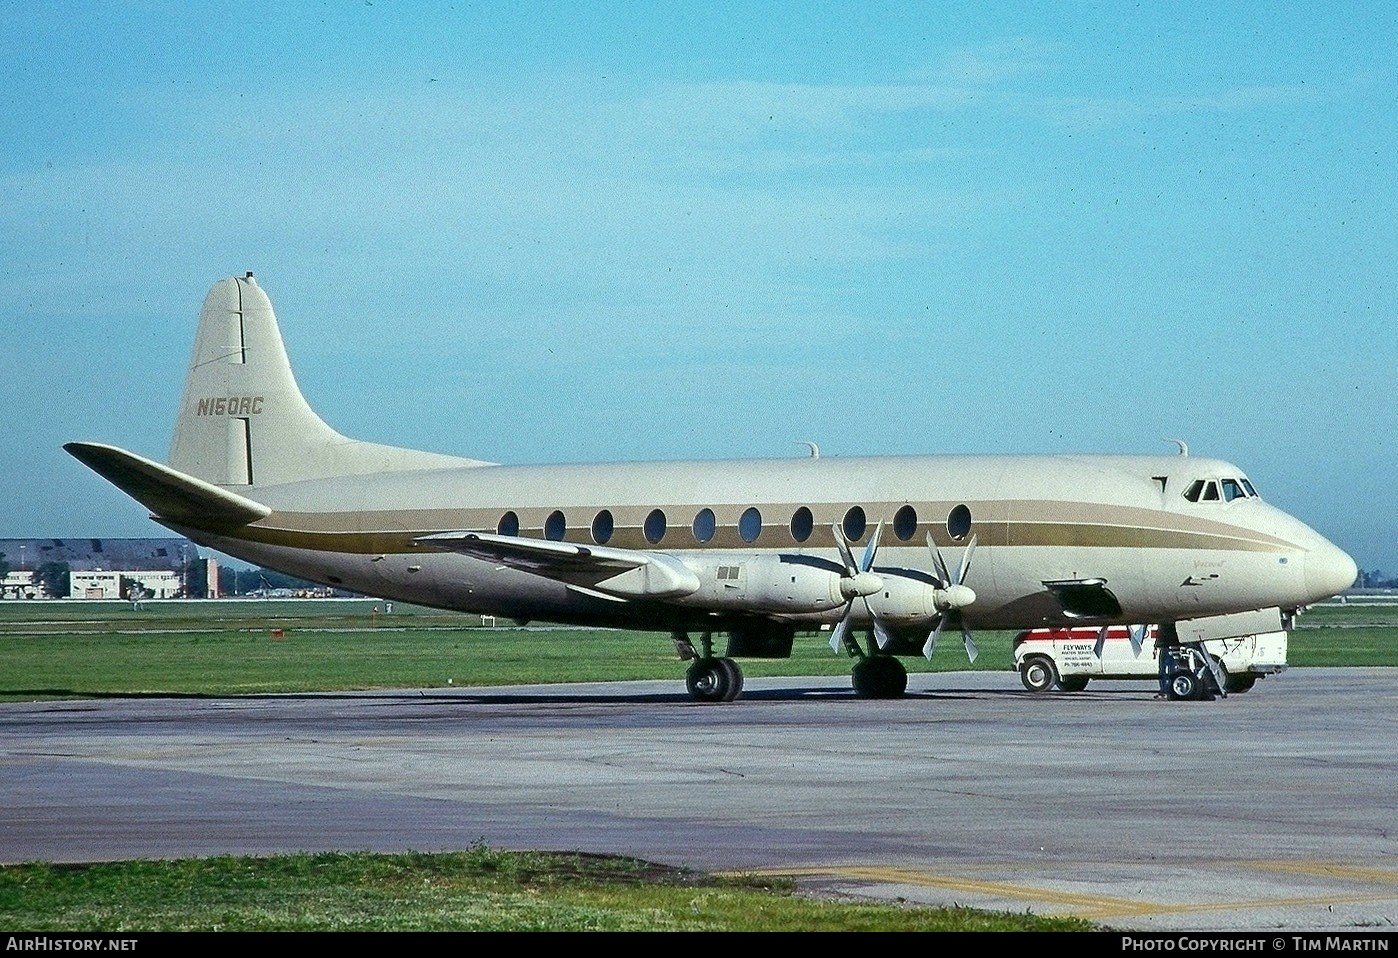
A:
[{"left": 414, "top": 531, "right": 701, "bottom": 600}]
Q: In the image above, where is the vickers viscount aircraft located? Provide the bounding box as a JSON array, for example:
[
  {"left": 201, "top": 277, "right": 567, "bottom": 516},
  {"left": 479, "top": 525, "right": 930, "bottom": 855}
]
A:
[{"left": 66, "top": 274, "right": 1358, "bottom": 702}]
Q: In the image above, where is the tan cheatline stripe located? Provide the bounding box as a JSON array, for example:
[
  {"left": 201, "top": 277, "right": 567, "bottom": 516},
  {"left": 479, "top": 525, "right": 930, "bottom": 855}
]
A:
[
  {"left": 223, "top": 494, "right": 1294, "bottom": 555},
  {"left": 221, "top": 517, "right": 1291, "bottom": 557},
  {"left": 255, "top": 497, "right": 1293, "bottom": 548}
]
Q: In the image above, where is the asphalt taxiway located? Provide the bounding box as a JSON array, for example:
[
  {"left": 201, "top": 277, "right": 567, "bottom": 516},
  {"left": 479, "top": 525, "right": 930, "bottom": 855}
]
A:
[{"left": 3, "top": 668, "right": 1397, "bottom": 932}]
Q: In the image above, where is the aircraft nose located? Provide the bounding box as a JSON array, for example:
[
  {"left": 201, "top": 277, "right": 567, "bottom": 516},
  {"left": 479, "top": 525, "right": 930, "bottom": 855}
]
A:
[{"left": 1305, "top": 539, "right": 1358, "bottom": 602}]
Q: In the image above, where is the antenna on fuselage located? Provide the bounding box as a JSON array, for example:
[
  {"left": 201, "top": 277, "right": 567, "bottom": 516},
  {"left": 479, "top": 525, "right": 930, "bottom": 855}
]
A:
[
  {"left": 1165, "top": 438, "right": 1189, "bottom": 456},
  {"left": 799, "top": 441, "right": 820, "bottom": 459}
]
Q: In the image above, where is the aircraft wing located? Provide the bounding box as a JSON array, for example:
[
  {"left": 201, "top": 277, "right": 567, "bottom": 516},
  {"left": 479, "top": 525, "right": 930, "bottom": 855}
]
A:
[
  {"left": 64, "top": 441, "right": 272, "bottom": 528},
  {"left": 414, "top": 531, "right": 700, "bottom": 600}
]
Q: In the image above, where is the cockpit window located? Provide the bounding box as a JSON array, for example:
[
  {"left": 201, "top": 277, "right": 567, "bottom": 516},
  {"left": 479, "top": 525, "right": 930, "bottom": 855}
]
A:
[{"left": 1185, "top": 476, "right": 1256, "bottom": 505}]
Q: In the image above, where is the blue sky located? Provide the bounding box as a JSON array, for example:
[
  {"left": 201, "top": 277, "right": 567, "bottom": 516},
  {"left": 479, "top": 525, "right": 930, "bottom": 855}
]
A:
[{"left": 2, "top": 2, "right": 1394, "bottom": 573}]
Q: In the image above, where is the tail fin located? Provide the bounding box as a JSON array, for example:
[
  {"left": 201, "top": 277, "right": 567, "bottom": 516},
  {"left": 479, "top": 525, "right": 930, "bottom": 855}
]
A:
[{"left": 168, "top": 273, "right": 485, "bottom": 487}]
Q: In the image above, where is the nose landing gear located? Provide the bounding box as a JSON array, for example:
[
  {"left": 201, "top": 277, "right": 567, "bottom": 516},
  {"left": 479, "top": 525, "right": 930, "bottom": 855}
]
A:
[{"left": 1164, "top": 645, "right": 1225, "bottom": 701}]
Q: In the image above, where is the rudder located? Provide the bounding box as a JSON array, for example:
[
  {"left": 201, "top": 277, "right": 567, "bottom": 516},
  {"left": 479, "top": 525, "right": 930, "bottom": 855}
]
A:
[{"left": 168, "top": 273, "right": 482, "bottom": 487}]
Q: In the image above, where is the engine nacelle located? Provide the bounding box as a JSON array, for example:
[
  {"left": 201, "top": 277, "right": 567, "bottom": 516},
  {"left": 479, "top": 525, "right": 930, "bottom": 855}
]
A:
[
  {"left": 681, "top": 555, "right": 965, "bottom": 627},
  {"left": 683, "top": 554, "right": 846, "bottom": 614},
  {"left": 863, "top": 572, "right": 941, "bottom": 625}
]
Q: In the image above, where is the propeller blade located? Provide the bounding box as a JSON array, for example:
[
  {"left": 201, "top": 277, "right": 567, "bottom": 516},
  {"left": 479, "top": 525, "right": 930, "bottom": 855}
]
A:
[
  {"left": 860, "top": 520, "right": 884, "bottom": 572},
  {"left": 1128, "top": 624, "right": 1147, "bottom": 655},
  {"left": 1093, "top": 625, "right": 1109, "bottom": 659},
  {"left": 926, "top": 533, "right": 951, "bottom": 585},
  {"left": 962, "top": 623, "right": 979, "bottom": 664},
  {"left": 922, "top": 614, "right": 947, "bottom": 660},
  {"left": 829, "top": 606, "right": 853, "bottom": 653},
  {"left": 832, "top": 524, "right": 857, "bottom": 575},
  {"left": 954, "top": 533, "right": 977, "bottom": 584},
  {"left": 866, "top": 596, "right": 896, "bottom": 650}
]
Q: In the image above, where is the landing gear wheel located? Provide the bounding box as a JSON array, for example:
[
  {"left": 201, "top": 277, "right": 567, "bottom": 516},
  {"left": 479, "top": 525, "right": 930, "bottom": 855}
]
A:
[
  {"left": 1166, "top": 669, "right": 1200, "bottom": 701},
  {"left": 717, "top": 657, "right": 744, "bottom": 702},
  {"left": 1020, "top": 655, "right": 1059, "bottom": 694},
  {"left": 851, "top": 656, "right": 907, "bottom": 699},
  {"left": 1058, "top": 675, "right": 1089, "bottom": 693},
  {"left": 685, "top": 657, "right": 743, "bottom": 703}
]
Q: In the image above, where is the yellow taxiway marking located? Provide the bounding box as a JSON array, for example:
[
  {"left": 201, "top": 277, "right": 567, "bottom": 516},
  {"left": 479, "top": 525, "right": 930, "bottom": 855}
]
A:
[
  {"left": 1239, "top": 861, "right": 1398, "bottom": 885},
  {"left": 724, "top": 863, "right": 1398, "bottom": 921}
]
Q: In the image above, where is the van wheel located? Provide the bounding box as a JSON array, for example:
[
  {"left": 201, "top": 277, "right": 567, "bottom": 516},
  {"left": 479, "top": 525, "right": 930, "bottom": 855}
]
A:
[
  {"left": 1020, "top": 656, "right": 1059, "bottom": 694},
  {"left": 1225, "top": 672, "right": 1256, "bottom": 694},
  {"left": 1166, "top": 670, "right": 1200, "bottom": 701},
  {"left": 1058, "top": 675, "right": 1089, "bottom": 693}
]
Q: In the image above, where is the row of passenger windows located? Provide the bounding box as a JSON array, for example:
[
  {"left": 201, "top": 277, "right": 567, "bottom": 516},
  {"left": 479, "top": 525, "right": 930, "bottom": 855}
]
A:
[
  {"left": 1182, "top": 477, "right": 1258, "bottom": 503},
  {"left": 495, "top": 503, "right": 974, "bottom": 547}
]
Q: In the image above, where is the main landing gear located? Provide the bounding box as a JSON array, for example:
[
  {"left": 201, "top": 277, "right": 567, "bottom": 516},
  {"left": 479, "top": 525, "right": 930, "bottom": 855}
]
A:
[
  {"left": 672, "top": 627, "right": 910, "bottom": 703},
  {"left": 834, "top": 626, "right": 908, "bottom": 699},
  {"left": 851, "top": 654, "right": 907, "bottom": 698},
  {"left": 673, "top": 631, "right": 744, "bottom": 703}
]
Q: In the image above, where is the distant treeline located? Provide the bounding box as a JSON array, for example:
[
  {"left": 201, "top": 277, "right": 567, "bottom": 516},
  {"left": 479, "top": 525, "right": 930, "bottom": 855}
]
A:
[{"left": 1358, "top": 569, "right": 1398, "bottom": 589}]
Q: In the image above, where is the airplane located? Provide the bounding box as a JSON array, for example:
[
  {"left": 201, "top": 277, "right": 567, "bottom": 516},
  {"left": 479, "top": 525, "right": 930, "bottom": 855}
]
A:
[{"left": 66, "top": 273, "right": 1359, "bottom": 702}]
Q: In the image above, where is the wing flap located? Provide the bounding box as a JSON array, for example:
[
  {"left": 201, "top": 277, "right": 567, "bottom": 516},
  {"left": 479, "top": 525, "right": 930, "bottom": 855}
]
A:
[
  {"left": 64, "top": 441, "right": 272, "bottom": 528},
  {"left": 415, "top": 531, "right": 700, "bottom": 599}
]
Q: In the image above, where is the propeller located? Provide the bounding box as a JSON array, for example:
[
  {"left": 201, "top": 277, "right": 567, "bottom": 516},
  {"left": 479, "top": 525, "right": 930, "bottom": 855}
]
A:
[
  {"left": 1093, "top": 626, "right": 1110, "bottom": 659},
  {"left": 828, "top": 521, "right": 890, "bottom": 653},
  {"left": 1093, "top": 624, "right": 1149, "bottom": 659},
  {"left": 1128, "top": 624, "right": 1147, "bottom": 655},
  {"left": 921, "top": 532, "right": 979, "bottom": 662}
]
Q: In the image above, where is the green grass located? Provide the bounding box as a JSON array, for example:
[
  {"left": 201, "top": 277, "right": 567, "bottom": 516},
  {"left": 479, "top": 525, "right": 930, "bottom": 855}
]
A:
[
  {"left": 1, "top": 598, "right": 1392, "bottom": 700},
  {"left": 0, "top": 849, "right": 1093, "bottom": 932},
  {"left": 1287, "top": 601, "right": 1398, "bottom": 666},
  {"left": 0, "top": 598, "right": 1017, "bottom": 699}
]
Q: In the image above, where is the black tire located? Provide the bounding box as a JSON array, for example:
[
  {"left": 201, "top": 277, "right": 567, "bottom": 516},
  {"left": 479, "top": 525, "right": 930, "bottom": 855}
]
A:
[
  {"left": 1166, "top": 669, "right": 1200, "bottom": 701},
  {"left": 1020, "top": 655, "right": 1059, "bottom": 694},
  {"left": 851, "top": 658, "right": 875, "bottom": 698},
  {"left": 1058, "top": 675, "right": 1089, "bottom": 693},
  {"left": 878, "top": 656, "right": 908, "bottom": 698},
  {"left": 852, "top": 656, "right": 907, "bottom": 699},
  {"left": 685, "top": 658, "right": 732, "bottom": 703},
  {"left": 717, "top": 657, "right": 744, "bottom": 702}
]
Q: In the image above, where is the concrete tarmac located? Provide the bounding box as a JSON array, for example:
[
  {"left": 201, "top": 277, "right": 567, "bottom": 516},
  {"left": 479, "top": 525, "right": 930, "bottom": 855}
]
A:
[{"left": 3, "top": 667, "right": 1397, "bottom": 932}]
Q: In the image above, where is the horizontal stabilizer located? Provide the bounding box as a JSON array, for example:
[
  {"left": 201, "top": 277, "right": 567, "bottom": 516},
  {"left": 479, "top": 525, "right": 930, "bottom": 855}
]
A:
[
  {"left": 415, "top": 531, "right": 700, "bottom": 599},
  {"left": 64, "top": 442, "right": 272, "bottom": 528}
]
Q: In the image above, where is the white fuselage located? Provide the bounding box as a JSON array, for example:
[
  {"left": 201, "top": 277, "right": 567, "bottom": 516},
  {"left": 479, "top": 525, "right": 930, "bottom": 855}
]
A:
[{"left": 172, "top": 451, "right": 1355, "bottom": 635}]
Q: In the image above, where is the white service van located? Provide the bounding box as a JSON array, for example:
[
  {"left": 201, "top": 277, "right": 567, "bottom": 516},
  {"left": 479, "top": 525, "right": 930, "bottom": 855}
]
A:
[{"left": 1013, "top": 625, "right": 1288, "bottom": 696}]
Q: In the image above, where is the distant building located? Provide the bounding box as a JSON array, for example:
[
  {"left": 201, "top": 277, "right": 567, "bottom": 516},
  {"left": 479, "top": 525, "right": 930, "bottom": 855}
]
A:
[
  {"left": 69, "top": 569, "right": 182, "bottom": 600},
  {"left": 0, "top": 538, "right": 204, "bottom": 599},
  {"left": 1, "top": 570, "right": 38, "bottom": 600}
]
